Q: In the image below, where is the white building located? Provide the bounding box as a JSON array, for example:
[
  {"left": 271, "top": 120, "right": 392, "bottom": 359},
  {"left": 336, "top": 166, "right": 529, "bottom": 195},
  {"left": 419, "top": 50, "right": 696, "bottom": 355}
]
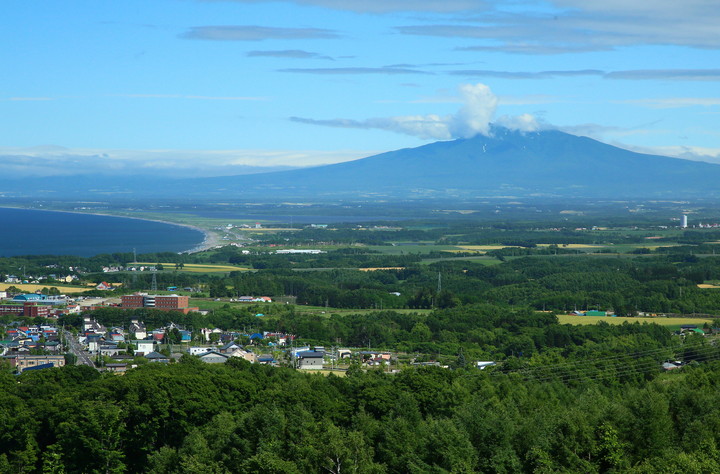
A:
[{"left": 189, "top": 346, "right": 212, "bottom": 356}]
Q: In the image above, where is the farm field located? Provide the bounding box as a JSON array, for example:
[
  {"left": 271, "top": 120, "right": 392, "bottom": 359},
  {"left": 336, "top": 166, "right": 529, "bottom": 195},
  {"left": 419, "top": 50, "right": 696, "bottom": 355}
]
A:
[
  {"left": 420, "top": 255, "right": 504, "bottom": 265},
  {"left": 557, "top": 314, "right": 713, "bottom": 327},
  {"left": 0, "top": 282, "right": 92, "bottom": 294},
  {"left": 456, "top": 245, "right": 518, "bottom": 252},
  {"left": 371, "top": 243, "right": 460, "bottom": 255},
  {"left": 135, "top": 263, "right": 250, "bottom": 273}
]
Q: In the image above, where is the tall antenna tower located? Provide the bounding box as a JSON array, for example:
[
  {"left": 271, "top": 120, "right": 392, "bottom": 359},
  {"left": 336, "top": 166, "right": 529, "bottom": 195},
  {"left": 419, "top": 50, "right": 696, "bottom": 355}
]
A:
[
  {"left": 437, "top": 272, "right": 442, "bottom": 293},
  {"left": 151, "top": 271, "right": 157, "bottom": 292},
  {"left": 133, "top": 248, "right": 137, "bottom": 263}
]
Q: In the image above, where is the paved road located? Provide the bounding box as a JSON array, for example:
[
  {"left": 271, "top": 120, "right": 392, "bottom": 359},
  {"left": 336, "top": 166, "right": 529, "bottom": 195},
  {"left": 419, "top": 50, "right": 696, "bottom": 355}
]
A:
[{"left": 63, "top": 330, "right": 96, "bottom": 368}]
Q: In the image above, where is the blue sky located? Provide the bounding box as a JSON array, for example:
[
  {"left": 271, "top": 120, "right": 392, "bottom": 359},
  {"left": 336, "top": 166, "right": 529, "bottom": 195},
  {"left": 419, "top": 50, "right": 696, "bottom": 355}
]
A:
[{"left": 2, "top": 0, "right": 720, "bottom": 177}]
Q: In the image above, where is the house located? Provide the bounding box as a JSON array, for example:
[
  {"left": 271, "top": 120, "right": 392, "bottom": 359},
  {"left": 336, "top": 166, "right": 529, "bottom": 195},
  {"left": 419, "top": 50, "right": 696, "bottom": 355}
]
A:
[
  {"left": 83, "top": 317, "right": 106, "bottom": 334},
  {"left": 256, "top": 355, "right": 275, "bottom": 365},
  {"left": 227, "top": 347, "right": 257, "bottom": 363},
  {"left": 200, "top": 328, "right": 223, "bottom": 342},
  {"left": 188, "top": 346, "right": 212, "bottom": 356},
  {"left": 110, "top": 354, "right": 134, "bottom": 362},
  {"left": 296, "top": 350, "right": 325, "bottom": 370},
  {"left": 129, "top": 320, "right": 147, "bottom": 339},
  {"left": 144, "top": 351, "right": 170, "bottom": 363},
  {"left": 219, "top": 342, "right": 242, "bottom": 354},
  {"left": 104, "top": 363, "right": 128, "bottom": 373},
  {"left": 96, "top": 282, "right": 113, "bottom": 291},
  {"left": 133, "top": 340, "right": 155, "bottom": 355},
  {"left": 99, "top": 344, "right": 125, "bottom": 357},
  {"left": 198, "top": 351, "right": 229, "bottom": 364}
]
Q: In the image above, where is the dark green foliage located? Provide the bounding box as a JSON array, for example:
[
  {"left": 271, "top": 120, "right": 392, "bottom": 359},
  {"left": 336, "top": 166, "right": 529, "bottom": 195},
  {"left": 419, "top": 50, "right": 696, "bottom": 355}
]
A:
[{"left": 3, "top": 358, "right": 720, "bottom": 472}]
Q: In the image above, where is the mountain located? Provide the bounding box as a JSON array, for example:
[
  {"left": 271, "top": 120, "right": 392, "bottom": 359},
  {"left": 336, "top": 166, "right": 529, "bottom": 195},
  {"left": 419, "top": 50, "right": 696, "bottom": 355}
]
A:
[
  {"left": 197, "top": 128, "right": 720, "bottom": 200},
  {"left": 3, "top": 128, "right": 720, "bottom": 200}
]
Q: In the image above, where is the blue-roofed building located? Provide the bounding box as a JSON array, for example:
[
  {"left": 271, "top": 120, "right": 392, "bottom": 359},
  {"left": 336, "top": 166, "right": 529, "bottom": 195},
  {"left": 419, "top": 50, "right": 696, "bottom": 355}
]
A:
[
  {"left": 257, "top": 355, "right": 275, "bottom": 365},
  {"left": 13, "top": 294, "right": 46, "bottom": 302}
]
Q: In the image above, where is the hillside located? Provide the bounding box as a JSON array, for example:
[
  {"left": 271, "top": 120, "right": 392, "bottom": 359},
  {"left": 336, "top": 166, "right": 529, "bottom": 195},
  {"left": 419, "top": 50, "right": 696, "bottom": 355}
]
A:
[
  {"left": 199, "top": 128, "right": 720, "bottom": 199},
  {"left": 4, "top": 128, "right": 720, "bottom": 200}
]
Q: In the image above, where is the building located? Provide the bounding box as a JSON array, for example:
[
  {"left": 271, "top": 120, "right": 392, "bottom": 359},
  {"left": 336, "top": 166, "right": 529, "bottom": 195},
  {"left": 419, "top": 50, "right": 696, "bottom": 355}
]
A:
[
  {"left": 3, "top": 354, "right": 65, "bottom": 371},
  {"left": 198, "top": 351, "right": 230, "bottom": 364},
  {"left": 104, "top": 363, "right": 128, "bottom": 373},
  {"left": 682, "top": 214, "right": 688, "bottom": 228},
  {"left": 155, "top": 295, "right": 189, "bottom": 309},
  {"left": 227, "top": 347, "right": 257, "bottom": 363},
  {"left": 296, "top": 350, "right": 325, "bottom": 370},
  {"left": 128, "top": 319, "right": 147, "bottom": 339},
  {"left": 133, "top": 340, "right": 155, "bottom": 355},
  {"left": 121, "top": 293, "right": 196, "bottom": 313},
  {"left": 188, "top": 347, "right": 212, "bottom": 356},
  {"left": 144, "top": 351, "right": 170, "bottom": 363},
  {"left": 121, "top": 294, "right": 146, "bottom": 308}
]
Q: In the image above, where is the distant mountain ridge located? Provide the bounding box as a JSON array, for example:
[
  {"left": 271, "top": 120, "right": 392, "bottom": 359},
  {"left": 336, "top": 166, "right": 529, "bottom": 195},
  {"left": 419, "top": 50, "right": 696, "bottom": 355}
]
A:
[
  {"left": 3, "top": 128, "right": 720, "bottom": 200},
  {"left": 198, "top": 128, "right": 720, "bottom": 199}
]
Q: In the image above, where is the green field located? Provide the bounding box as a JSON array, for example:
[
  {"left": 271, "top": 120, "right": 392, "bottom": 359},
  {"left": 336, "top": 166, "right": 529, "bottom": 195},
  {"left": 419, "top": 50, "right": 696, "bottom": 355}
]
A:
[{"left": 136, "top": 262, "right": 251, "bottom": 273}]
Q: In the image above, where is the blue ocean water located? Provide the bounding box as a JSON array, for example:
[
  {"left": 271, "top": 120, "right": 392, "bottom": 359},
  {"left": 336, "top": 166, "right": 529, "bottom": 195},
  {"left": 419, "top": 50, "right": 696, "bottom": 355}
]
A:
[{"left": 0, "top": 207, "right": 205, "bottom": 257}]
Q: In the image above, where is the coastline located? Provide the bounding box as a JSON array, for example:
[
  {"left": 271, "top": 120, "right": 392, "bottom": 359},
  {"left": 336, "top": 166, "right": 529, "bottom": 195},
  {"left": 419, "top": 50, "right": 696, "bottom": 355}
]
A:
[{"left": 0, "top": 205, "right": 220, "bottom": 254}]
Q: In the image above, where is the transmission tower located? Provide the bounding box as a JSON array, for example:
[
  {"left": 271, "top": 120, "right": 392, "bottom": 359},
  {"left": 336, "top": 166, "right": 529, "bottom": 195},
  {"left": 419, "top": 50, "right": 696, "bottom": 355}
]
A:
[{"left": 151, "top": 271, "right": 157, "bottom": 292}]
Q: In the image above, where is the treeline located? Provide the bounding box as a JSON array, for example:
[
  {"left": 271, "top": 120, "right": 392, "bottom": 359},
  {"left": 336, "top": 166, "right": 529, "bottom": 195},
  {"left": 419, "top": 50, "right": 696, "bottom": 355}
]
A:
[
  {"left": 88, "top": 253, "right": 720, "bottom": 314},
  {"left": 3, "top": 355, "right": 720, "bottom": 472}
]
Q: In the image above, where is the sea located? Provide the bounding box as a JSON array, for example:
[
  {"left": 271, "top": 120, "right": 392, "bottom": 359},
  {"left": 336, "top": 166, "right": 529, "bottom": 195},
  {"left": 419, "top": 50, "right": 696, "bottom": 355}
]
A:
[{"left": 0, "top": 207, "right": 205, "bottom": 257}]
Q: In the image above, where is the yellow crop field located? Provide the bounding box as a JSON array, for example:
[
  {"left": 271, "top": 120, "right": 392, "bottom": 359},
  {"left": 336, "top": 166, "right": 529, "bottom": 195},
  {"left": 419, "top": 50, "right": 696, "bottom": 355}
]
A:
[
  {"left": 0, "top": 283, "right": 91, "bottom": 294},
  {"left": 557, "top": 314, "right": 713, "bottom": 327},
  {"left": 698, "top": 284, "right": 720, "bottom": 289}
]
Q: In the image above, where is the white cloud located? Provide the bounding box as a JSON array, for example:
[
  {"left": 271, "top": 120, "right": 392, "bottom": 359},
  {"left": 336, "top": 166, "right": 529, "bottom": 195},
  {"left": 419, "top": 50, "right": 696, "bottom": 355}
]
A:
[
  {"left": 449, "top": 83, "right": 497, "bottom": 137},
  {"left": 0, "top": 147, "right": 373, "bottom": 178},
  {"left": 495, "top": 113, "right": 540, "bottom": 132},
  {"left": 620, "top": 144, "right": 720, "bottom": 164},
  {"left": 291, "top": 82, "right": 539, "bottom": 140},
  {"left": 398, "top": 0, "right": 720, "bottom": 53}
]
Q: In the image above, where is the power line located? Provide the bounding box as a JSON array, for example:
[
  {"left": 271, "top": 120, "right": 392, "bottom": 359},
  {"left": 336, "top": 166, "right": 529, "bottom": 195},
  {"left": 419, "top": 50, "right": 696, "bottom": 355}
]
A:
[{"left": 488, "top": 340, "right": 720, "bottom": 383}]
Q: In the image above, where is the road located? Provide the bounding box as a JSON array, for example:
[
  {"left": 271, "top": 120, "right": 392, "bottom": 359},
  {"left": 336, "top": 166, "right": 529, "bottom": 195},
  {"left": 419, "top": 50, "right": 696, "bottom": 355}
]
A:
[{"left": 63, "top": 330, "right": 96, "bottom": 368}]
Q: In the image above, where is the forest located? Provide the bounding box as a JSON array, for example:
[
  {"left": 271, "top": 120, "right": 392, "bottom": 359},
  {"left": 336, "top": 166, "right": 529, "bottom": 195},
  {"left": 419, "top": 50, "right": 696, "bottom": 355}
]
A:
[
  {"left": 5, "top": 217, "right": 720, "bottom": 472},
  {"left": 3, "top": 348, "right": 720, "bottom": 473}
]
